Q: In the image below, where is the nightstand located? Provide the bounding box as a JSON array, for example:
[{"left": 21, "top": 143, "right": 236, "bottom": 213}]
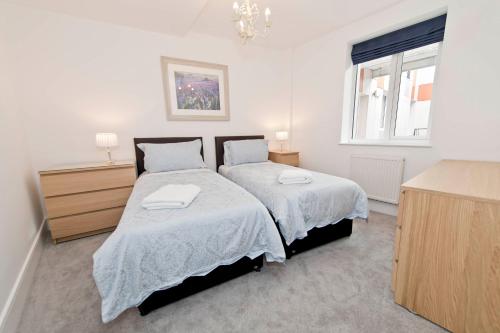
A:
[
  {"left": 39, "top": 161, "right": 136, "bottom": 243},
  {"left": 268, "top": 151, "right": 300, "bottom": 167}
]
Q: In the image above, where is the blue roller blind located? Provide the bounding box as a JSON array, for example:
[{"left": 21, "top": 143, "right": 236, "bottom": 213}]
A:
[{"left": 351, "top": 14, "right": 447, "bottom": 65}]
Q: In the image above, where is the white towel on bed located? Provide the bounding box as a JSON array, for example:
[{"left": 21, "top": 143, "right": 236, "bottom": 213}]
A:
[
  {"left": 278, "top": 169, "right": 313, "bottom": 184},
  {"left": 141, "top": 184, "right": 201, "bottom": 209}
]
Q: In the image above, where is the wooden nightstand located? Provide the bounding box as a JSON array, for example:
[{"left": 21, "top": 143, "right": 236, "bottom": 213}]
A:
[
  {"left": 268, "top": 151, "right": 299, "bottom": 167},
  {"left": 39, "top": 161, "right": 136, "bottom": 243}
]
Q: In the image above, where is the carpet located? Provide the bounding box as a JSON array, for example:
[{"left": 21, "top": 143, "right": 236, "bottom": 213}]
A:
[{"left": 16, "top": 212, "right": 445, "bottom": 333}]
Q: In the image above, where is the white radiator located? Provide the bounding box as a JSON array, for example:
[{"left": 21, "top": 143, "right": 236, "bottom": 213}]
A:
[{"left": 350, "top": 155, "right": 405, "bottom": 204}]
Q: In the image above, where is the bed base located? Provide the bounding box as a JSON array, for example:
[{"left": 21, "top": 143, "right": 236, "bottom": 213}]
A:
[
  {"left": 279, "top": 218, "right": 353, "bottom": 259},
  {"left": 138, "top": 254, "right": 264, "bottom": 316}
]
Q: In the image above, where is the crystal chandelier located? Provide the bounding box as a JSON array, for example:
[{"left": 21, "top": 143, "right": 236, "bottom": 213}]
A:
[{"left": 232, "top": 1, "right": 271, "bottom": 43}]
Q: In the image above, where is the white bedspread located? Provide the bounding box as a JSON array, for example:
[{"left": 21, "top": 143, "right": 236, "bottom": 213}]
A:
[
  {"left": 93, "top": 169, "right": 285, "bottom": 323},
  {"left": 219, "top": 162, "right": 368, "bottom": 245}
]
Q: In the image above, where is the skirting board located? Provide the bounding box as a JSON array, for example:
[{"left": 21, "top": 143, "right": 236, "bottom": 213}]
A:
[
  {"left": 0, "top": 219, "right": 46, "bottom": 333},
  {"left": 368, "top": 199, "right": 398, "bottom": 217}
]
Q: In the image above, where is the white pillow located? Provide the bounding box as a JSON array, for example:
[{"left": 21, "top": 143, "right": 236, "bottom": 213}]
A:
[
  {"left": 223, "top": 139, "right": 268, "bottom": 167},
  {"left": 137, "top": 139, "right": 206, "bottom": 173}
]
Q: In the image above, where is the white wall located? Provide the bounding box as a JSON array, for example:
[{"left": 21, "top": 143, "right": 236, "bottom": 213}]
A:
[
  {"left": 0, "top": 2, "right": 292, "bottom": 329},
  {"left": 0, "top": 28, "right": 43, "bottom": 331},
  {"left": 0, "top": 2, "right": 292, "bottom": 174},
  {"left": 291, "top": 0, "right": 500, "bottom": 214}
]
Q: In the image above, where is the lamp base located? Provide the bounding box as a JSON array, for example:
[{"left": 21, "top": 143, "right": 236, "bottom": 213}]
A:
[{"left": 105, "top": 148, "right": 114, "bottom": 165}]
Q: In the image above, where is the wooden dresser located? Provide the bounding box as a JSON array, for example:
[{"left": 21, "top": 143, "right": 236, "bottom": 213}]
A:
[
  {"left": 268, "top": 151, "right": 300, "bottom": 167},
  {"left": 392, "top": 160, "right": 500, "bottom": 333},
  {"left": 39, "top": 161, "right": 136, "bottom": 243}
]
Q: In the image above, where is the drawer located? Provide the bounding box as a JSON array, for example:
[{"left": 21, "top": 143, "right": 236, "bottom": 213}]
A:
[
  {"left": 392, "top": 191, "right": 406, "bottom": 291},
  {"left": 49, "top": 206, "right": 125, "bottom": 239},
  {"left": 41, "top": 166, "right": 136, "bottom": 197},
  {"left": 391, "top": 225, "right": 402, "bottom": 291},
  {"left": 396, "top": 191, "right": 406, "bottom": 227},
  {"left": 45, "top": 186, "right": 133, "bottom": 218}
]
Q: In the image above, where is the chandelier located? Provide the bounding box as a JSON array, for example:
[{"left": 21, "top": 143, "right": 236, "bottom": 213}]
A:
[{"left": 232, "top": 1, "right": 272, "bottom": 43}]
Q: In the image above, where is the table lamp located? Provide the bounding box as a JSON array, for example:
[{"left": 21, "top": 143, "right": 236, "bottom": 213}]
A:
[
  {"left": 275, "top": 131, "right": 288, "bottom": 152},
  {"left": 96, "top": 133, "right": 118, "bottom": 164}
]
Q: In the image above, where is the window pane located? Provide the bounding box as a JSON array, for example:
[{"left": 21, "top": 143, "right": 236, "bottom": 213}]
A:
[
  {"left": 394, "top": 43, "right": 439, "bottom": 137},
  {"left": 352, "top": 56, "right": 392, "bottom": 140}
]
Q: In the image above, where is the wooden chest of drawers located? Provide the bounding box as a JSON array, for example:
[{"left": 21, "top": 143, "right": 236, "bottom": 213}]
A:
[
  {"left": 392, "top": 160, "right": 500, "bottom": 332},
  {"left": 39, "top": 161, "right": 136, "bottom": 243},
  {"left": 268, "top": 151, "right": 300, "bottom": 167}
]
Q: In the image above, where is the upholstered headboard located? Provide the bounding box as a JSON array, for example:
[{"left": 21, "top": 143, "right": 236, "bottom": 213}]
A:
[
  {"left": 133, "top": 137, "right": 204, "bottom": 176},
  {"left": 214, "top": 135, "right": 264, "bottom": 171}
]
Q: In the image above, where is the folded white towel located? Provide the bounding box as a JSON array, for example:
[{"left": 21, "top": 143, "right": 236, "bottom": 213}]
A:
[
  {"left": 278, "top": 169, "right": 313, "bottom": 185},
  {"left": 142, "top": 184, "right": 201, "bottom": 209}
]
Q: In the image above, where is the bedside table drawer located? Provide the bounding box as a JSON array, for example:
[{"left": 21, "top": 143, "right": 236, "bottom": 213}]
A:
[
  {"left": 268, "top": 151, "right": 299, "bottom": 167},
  {"left": 49, "top": 206, "right": 125, "bottom": 239},
  {"left": 45, "top": 186, "right": 133, "bottom": 219},
  {"left": 41, "top": 166, "right": 136, "bottom": 197}
]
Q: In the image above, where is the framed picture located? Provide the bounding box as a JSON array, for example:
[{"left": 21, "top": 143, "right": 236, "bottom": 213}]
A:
[{"left": 161, "top": 57, "right": 230, "bottom": 121}]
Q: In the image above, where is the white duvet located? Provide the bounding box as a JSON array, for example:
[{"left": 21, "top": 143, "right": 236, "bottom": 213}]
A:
[
  {"left": 93, "top": 169, "right": 285, "bottom": 323},
  {"left": 219, "top": 162, "right": 368, "bottom": 245}
]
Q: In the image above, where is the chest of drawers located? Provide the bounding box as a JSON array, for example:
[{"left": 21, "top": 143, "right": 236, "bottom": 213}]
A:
[
  {"left": 392, "top": 160, "right": 500, "bottom": 332},
  {"left": 39, "top": 161, "right": 136, "bottom": 243}
]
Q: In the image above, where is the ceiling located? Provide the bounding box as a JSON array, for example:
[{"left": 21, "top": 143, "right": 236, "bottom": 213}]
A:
[{"left": 4, "top": 0, "right": 404, "bottom": 48}]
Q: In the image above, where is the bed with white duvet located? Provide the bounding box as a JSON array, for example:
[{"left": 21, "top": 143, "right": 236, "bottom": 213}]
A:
[
  {"left": 215, "top": 136, "right": 368, "bottom": 248},
  {"left": 93, "top": 160, "right": 285, "bottom": 322},
  {"left": 219, "top": 162, "right": 368, "bottom": 245}
]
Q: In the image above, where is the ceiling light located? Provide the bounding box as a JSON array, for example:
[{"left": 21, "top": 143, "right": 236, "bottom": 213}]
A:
[{"left": 232, "top": 1, "right": 271, "bottom": 43}]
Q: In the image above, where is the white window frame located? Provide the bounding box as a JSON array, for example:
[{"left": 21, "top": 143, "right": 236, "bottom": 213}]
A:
[{"left": 341, "top": 42, "right": 442, "bottom": 147}]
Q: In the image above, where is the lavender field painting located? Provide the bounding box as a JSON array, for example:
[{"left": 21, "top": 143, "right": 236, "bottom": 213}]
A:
[{"left": 174, "top": 71, "right": 221, "bottom": 110}]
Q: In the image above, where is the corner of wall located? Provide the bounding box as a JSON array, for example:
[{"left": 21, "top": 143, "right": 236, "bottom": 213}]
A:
[
  {"left": 368, "top": 199, "right": 398, "bottom": 217},
  {"left": 288, "top": 46, "right": 295, "bottom": 150}
]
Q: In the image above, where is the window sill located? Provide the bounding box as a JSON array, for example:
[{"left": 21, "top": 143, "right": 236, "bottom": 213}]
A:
[{"left": 339, "top": 140, "right": 432, "bottom": 148}]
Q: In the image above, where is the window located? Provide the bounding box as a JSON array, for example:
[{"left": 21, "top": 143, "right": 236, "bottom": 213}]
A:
[
  {"left": 344, "top": 14, "right": 447, "bottom": 146},
  {"left": 351, "top": 42, "right": 440, "bottom": 144}
]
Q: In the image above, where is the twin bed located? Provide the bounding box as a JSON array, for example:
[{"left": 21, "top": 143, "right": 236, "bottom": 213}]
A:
[
  {"left": 93, "top": 136, "right": 368, "bottom": 322},
  {"left": 215, "top": 136, "right": 367, "bottom": 258}
]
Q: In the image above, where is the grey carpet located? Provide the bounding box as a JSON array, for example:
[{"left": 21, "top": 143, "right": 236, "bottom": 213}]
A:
[{"left": 16, "top": 212, "right": 445, "bottom": 333}]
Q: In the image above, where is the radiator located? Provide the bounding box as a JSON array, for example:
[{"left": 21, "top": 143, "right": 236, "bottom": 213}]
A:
[{"left": 350, "top": 155, "right": 405, "bottom": 204}]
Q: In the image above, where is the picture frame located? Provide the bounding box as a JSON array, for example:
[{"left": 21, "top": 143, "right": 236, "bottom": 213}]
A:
[{"left": 160, "top": 56, "right": 230, "bottom": 121}]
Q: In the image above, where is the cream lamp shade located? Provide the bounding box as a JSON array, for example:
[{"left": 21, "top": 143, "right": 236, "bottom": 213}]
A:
[
  {"left": 96, "top": 133, "right": 118, "bottom": 148},
  {"left": 275, "top": 131, "right": 288, "bottom": 152},
  {"left": 275, "top": 131, "right": 288, "bottom": 141},
  {"left": 96, "top": 133, "right": 118, "bottom": 164}
]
